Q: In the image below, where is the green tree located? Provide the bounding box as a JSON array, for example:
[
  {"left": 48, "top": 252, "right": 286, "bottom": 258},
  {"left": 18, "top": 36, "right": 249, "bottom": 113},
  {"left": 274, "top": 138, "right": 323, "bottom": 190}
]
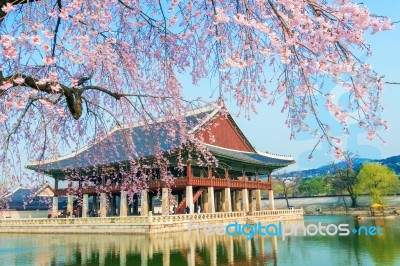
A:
[
  {"left": 356, "top": 163, "right": 399, "bottom": 204},
  {"left": 329, "top": 151, "right": 360, "bottom": 207},
  {"left": 299, "top": 176, "right": 328, "bottom": 196},
  {"left": 273, "top": 174, "right": 302, "bottom": 208}
]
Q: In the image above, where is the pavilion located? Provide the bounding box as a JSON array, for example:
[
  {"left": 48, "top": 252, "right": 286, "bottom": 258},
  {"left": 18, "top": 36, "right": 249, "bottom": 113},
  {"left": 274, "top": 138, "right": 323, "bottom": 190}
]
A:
[{"left": 27, "top": 103, "right": 295, "bottom": 218}]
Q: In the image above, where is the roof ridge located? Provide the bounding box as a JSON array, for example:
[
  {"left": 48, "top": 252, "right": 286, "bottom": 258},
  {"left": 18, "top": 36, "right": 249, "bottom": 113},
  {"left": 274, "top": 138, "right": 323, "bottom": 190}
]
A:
[{"left": 27, "top": 103, "right": 222, "bottom": 168}]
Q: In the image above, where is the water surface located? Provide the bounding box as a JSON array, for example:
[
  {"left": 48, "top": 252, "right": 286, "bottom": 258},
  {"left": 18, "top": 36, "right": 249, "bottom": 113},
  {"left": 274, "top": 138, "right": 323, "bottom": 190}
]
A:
[{"left": 0, "top": 216, "right": 399, "bottom": 265}]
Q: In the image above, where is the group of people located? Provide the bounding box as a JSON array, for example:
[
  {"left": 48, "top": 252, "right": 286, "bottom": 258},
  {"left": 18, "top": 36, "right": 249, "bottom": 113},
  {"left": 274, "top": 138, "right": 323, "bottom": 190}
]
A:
[{"left": 171, "top": 205, "right": 201, "bottom": 214}]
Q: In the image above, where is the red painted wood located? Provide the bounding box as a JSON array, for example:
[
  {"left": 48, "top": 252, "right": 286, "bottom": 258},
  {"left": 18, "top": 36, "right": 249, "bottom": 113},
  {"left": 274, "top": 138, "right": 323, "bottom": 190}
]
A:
[
  {"left": 54, "top": 178, "right": 272, "bottom": 196},
  {"left": 195, "top": 114, "right": 254, "bottom": 152}
]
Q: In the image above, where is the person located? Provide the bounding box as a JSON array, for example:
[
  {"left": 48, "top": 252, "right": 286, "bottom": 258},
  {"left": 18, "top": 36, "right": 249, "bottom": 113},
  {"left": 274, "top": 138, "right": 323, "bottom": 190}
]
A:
[
  {"left": 197, "top": 205, "right": 201, "bottom": 213},
  {"left": 172, "top": 205, "right": 177, "bottom": 214},
  {"left": 185, "top": 206, "right": 190, "bottom": 214}
]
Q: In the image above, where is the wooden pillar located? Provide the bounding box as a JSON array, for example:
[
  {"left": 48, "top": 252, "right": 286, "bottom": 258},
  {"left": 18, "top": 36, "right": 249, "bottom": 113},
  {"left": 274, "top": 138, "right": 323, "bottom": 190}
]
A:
[
  {"left": 187, "top": 161, "right": 192, "bottom": 181},
  {"left": 225, "top": 167, "right": 229, "bottom": 179},
  {"left": 82, "top": 194, "right": 89, "bottom": 218},
  {"left": 120, "top": 191, "right": 128, "bottom": 217},
  {"left": 208, "top": 166, "right": 212, "bottom": 179}
]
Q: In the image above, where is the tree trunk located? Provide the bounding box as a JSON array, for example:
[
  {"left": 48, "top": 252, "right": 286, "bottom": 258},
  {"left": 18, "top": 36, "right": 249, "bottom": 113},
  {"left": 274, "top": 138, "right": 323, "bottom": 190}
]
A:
[
  {"left": 350, "top": 195, "right": 357, "bottom": 208},
  {"left": 285, "top": 193, "right": 290, "bottom": 208}
]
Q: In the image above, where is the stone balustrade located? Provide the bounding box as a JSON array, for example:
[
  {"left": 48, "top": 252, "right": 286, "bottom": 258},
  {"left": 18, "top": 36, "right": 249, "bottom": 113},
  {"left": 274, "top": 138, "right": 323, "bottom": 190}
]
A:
[{"left": 0, "top": 209, "right": 302, "bottom": 226}]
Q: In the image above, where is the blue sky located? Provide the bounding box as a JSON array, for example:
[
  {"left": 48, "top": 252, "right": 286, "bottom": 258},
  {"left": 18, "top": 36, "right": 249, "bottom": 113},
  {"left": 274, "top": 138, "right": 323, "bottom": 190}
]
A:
[{"left": 183, "top": 1, "right": 400, "bottom": 171}]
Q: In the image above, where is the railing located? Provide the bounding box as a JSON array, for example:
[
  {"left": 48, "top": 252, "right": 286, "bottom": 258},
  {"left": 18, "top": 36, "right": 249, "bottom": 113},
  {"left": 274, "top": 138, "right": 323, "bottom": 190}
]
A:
[
  {"left": 251, "top": 209, "right": 303, "bottom": 216},
  {"left": 0, "top": 209, "right": 302, "bottom": 225},
  {"left": 54, "top": 176, "right": 272, "bottom": 196}
]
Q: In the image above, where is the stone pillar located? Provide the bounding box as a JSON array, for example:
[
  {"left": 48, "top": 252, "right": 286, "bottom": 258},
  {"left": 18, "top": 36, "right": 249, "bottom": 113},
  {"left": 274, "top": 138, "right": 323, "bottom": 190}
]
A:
[
  {"left": 82, "top": 194, "right": 88, "bottom": 218},
  {"left": 162, "top": 187, "right": 170, "bottom": 215},
  {"left": 67, "top": 195, "right": 73, "bottom": 218},
  {"left": 100, "top": 192, "right": 107, "bottom": 217},
  {"left": 140, "top": 189, "right": 149, "bottom": 216},
  {"left": 269, "top": 189, "right": 275, "bottom": 210},
  {"left": 52, "top": 196, "right": 58, "bottom": 218},
  {"left": 120, "top": 191, "right": 128, "bottom": 217},
  {"left": 208, "top": 187, "right": 215, "bottom": 213},
  {"left": 249, "top": 190, "right": 254, "bottom": 212},
  {"left": 234, "top": 191, "right": 241, "bottom": 211},
  {"left": 202, "top": 189, "right": 209, "bottom": 212},
  {"left": 186, "top": 186, "right": 194, "bottom": 214},
  {"left": 255, "top": 189, "right": 262, "bottom": 211},
  {"left": 223, "top": 187, "right": 232, "bottom": 212},
  {"left": 242, "top": 189, "right": 249, "bottom": 213}
]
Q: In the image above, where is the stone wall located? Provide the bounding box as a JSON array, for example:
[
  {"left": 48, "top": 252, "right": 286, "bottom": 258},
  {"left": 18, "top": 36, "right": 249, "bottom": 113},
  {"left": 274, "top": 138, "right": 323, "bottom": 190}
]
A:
[{"left": 0, "top": 210, "right": 303, "bottom": 234}]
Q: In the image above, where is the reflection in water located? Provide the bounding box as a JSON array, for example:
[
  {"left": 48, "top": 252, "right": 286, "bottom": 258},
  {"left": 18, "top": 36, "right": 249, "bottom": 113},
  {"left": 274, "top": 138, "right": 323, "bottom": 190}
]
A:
[
  {"left": 0, "top": 216, "right": 399, "bottom": 265},
  {"left": 0, "top": 231, "right": 277, "bottom": 266}
]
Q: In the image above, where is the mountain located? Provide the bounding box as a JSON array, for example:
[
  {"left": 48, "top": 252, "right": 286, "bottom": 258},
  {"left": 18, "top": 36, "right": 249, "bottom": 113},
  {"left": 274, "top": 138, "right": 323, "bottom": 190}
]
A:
[{"left": 284, "top": 155, "right": 400, "bottom": 177}]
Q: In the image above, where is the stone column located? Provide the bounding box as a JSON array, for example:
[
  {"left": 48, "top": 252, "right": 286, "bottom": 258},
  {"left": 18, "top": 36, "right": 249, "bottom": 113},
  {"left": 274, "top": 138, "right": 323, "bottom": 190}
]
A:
[
  {"left": 249, "top": 190, "right": 254, "bottom": 212},
  {"left": 162, "top": 187, "right": 170, "bottom": 215},
  {"left": 100, "top": 192, "right": 107, "bottom": 217},
  {"left": 269, "top": 189, "right": 275, "bottom": 210},
  {"left": 223, "top": 187, "right": 232, "bottom": 212},
  {"left": 234, "top": 191, "right": 241, "bottom": 211},
  {"left": 82, "top": 194, "right": 89, "bottom": 218},
  {"left": 207, "top": 187, "right": 215, "bottom": 213},
  {"left": 52, "top": 196, "right": 58, "bottom": 218},
  {"left": 202, "top": 189, "right": 209, "bottom": 212},
  {"left": 242, "top": 189, "right": 249, "bottom": 213},
  {"left": 120, "top": 191, "right": 128, "bottom": 217},
  {"left": 186, "top": 186, "right": 194, "bottom": 214},
  {"left": 140, "top": 189, "right": 149, "bottom": 216},
  {"left": 67, "top": 195, "right": 73, "bottom": 218},
  {"left": 255, "top": 189, "right": 262, "bottom": 211}
]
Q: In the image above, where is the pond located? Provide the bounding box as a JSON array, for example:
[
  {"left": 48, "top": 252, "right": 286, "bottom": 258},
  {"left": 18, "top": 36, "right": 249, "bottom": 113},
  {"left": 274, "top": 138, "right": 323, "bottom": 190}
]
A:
[{"left": 0, "top": 216, "right": 399, "bottom": 265}]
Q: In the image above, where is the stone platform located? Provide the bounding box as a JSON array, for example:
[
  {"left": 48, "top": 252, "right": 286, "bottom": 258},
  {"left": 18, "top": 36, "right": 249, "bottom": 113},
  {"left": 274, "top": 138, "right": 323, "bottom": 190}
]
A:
[{"left": 0, "top": 209, "right": 303, "bottom": 234}]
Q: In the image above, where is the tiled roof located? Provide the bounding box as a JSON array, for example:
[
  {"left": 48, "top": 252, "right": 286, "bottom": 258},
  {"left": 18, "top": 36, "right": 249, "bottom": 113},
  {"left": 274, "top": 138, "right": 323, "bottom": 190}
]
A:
[{"left": 27, "top": 104, "right": 293, "bottom": 173}]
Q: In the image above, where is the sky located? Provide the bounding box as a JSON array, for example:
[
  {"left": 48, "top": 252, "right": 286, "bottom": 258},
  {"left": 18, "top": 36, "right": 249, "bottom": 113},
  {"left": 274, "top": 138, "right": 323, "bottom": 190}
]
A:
[{"left": 183, "top": 1, "right": 400, "bottom": 171}]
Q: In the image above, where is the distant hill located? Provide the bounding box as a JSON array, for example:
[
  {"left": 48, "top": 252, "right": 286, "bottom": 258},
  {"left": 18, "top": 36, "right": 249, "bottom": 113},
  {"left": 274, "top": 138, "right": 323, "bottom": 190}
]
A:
[{"left": 283, "top": 155, "right": 400, "bottom": 178}]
